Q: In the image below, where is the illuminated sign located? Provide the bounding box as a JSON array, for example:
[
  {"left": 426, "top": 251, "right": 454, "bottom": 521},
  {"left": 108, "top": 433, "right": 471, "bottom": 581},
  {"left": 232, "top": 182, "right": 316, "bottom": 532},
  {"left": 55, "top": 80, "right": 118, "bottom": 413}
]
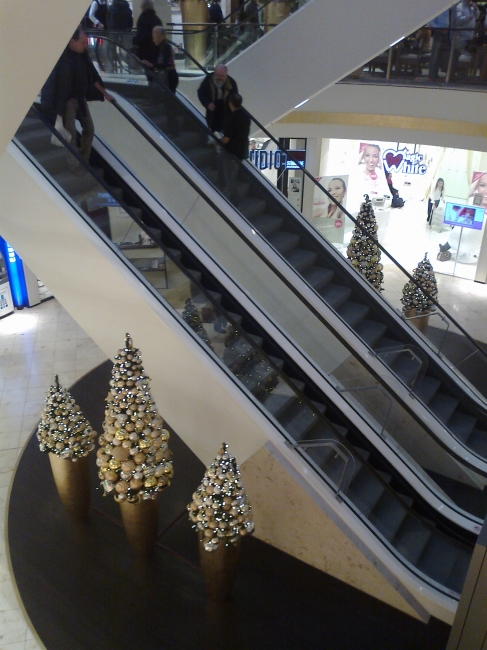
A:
[
  {"left": 249, "top": 149, "right": 306, "bottom": 171},
  {"left": 383, "top": 147, "right": 427, "bottom": 175}
]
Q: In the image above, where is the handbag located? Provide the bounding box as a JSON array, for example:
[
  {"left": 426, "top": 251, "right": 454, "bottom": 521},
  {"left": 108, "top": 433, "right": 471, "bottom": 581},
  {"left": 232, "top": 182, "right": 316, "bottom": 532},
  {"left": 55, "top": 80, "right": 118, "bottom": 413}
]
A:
[{"left": 51, "top": 115, "right": 72, "bottom": 147}]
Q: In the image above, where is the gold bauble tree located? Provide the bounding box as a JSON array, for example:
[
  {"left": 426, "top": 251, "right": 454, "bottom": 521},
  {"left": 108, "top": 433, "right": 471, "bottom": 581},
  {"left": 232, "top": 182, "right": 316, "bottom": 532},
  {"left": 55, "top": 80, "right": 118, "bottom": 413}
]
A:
[
  {"left": 347, "top": 195, "right": 384, "bottom": 291},
  {"left": 37, "top": 375, "right": 96, "bottom": 460},
  {"left": 97, "top": 334, "right": 173, "bottom": 503},
  {"left": 188, "top": 442, "right": 254, "bottom": 552}
]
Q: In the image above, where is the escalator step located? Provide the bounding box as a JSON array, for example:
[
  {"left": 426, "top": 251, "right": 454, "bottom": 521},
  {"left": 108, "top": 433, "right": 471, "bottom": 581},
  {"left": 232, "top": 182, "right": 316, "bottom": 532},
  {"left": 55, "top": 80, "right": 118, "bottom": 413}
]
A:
[
  {"left": 373, "top": 337, "right": 405, "bottom": 366},
  {"left": 417, "top": 536, "right": 460, "bottom": 587},
  {"left": 390, "top": 353, "right": 421, "bottom": 388},
  {"left": 320, "top": 284, "right": 352, "bottom": 310},
  {"left": 239, "top": 197, "right": 267, "bottom": 219},
  {"left": 285, "top": 248, "right": 318, "bottom": 274},
  {"left": 17, "top": 117, "right": 41, "bottom": 133},
  {"left": 54, "top": 170, "right": 101, "bottom": 196},
  {"left": 170, "top": 132, "right": 202, "bottom": 150},
  {"left": 222, "top": 336, "right": 260, "bottom": 371},
  {"left": 251, "top": 214, "right": 284, "bottom": 237},
  {"left": 369, "top": 490, "right": 410, "bottom": 542},
  {"left": 259, "top": 391, "right": 299, "bottom": 419},
  {"left": 449, "top": 412, "right": 477, "bottom": 442},
  {"left": 414, "top": 376, "right": 441, "bottom": 405},
  {"left": 348, "top": 469, "right": 388, "bottom": 516},
  {"left": 237, "top": 355, "right": 283, "bottom": 394},
  {"left": 302, "top": 265, "right": 334, "bottom": 292},
  {"left": 268, "top": 231, "right": 301, "bottom": 256},
  {"left": 186, "top": 147, "right": 216, "bottom": 167},
  {"left": 36, "top": 148, "right": 69, "bottom": 176},
  {"left": 466, "top": 428, "right": 487, "bottom": 458},
  {"left": 192, "top": 289, "right": 221, "bottom": 305},
  {"left": 337, "top": 301, "right": 370, "bottom": 329},
  {"left": 393, "top": 516, "right": 433, "bottom": 566},
  {"left": 448, "top": 549, "right": 471, "bottom": 594},
  {"left": 429, "top": 393, "right": 460, "bottom": 425},
  {"left": 355, "top": 319, "right": 388, "bottom": 347},
  {"left": 16, "top": 128, "right": 50, "bottom": 153},
  {"left": 279, "top": 400, "right": 327, "bottom": 442}
]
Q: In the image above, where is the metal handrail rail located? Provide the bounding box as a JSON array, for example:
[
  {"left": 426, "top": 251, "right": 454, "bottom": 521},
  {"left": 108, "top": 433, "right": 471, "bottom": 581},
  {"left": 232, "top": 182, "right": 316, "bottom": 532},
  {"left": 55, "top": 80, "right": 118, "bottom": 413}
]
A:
[{"left": 90, "top": 33, "right": 487, "bottom": 388}]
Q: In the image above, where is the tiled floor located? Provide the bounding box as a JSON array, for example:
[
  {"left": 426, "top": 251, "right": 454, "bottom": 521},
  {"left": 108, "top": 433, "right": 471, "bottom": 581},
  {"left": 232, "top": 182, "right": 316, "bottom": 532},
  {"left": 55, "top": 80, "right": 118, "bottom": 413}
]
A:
[
  {"left": 0, "top": 240, "right": 486, "bottom": 648},
  {"left": 0, "top": 299, "right": 107, "bottom": 650}
]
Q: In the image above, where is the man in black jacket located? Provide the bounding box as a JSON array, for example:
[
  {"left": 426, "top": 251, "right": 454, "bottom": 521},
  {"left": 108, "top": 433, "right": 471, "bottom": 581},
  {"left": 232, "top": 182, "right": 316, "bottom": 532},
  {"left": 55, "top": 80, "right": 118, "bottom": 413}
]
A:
[
  {"left": 41, "top": 29, "right": 113, "bottom": 172},
  {"left": 217, "top": 93, "right": 250, "bottom": 203},
  {"left": 197, "top": 64, "right": 238, "bottom": 132}
]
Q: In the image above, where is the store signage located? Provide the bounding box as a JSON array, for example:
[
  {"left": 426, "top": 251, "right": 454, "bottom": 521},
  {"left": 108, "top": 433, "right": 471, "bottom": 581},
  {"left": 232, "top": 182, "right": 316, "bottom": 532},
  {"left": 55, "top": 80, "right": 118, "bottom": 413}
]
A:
[
  {"left": 249, "top": 149, "right": 306, "bottom": 171},
  {"left": 383, "top": 148, "right": 427, "bottom": 175}
]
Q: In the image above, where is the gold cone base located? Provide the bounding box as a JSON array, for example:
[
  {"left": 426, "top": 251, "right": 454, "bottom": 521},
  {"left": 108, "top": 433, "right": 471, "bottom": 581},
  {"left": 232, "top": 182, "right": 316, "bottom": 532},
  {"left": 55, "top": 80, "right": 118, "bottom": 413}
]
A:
[
  {"left": 198, "top": 534, "right": 240, "bottom": 601},
  {"left": 49, "top": 453, "right": 91, "bottom": 521},
  {"left": 404, "top": 309, "right": 430, "bottom": 334},
  {"left": 119, "top": 498, "right": 158, "bottom": 557}
]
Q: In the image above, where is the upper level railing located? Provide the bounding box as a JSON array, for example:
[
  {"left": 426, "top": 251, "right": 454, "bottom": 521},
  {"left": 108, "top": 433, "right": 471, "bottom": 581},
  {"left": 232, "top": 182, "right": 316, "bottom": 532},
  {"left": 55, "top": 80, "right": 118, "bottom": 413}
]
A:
[{"left": 342, "top": 23, "right": 487, "bottom": 89}]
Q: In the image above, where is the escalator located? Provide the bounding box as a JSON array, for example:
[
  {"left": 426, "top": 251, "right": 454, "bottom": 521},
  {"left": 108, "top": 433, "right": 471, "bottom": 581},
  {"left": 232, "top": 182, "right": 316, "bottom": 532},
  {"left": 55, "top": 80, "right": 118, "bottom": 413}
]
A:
[
  {"left": 84, "top": 40, "right": 487, "bottom": 481},
  {"left": 12, "top": 107, "right": 477, "bottom": 614}
]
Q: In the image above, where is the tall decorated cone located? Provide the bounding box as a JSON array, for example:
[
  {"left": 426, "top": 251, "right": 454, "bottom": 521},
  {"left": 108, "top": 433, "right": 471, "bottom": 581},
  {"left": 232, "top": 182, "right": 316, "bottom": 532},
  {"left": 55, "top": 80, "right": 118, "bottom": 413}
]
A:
[
  {"left": 401, "top": 253, "right": 438, "bottom": 333},
  {"left": 98, "top": 334, "right": 173, "bottom": 556},
  {"left": 37, "top": 375, "right": 96, "bottom": 521},
  {"left": 347, "top": 195, "right": 384, "bottom": 291},
  {"left": 188, "top": 442, "right": 254, "bottom": 600}
]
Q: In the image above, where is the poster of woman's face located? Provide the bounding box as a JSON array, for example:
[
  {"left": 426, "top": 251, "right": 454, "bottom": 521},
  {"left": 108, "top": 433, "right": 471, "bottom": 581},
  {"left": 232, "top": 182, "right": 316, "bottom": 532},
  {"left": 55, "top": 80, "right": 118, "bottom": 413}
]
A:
[
  {"left": 469, "top": 171, "right": 487, "bottom": 213},
  {"left": 312, "top": 175, "right": 349, "bottom": 245},
  {"left": 358, "top": 142, "right": 382, "bottom": 179}
]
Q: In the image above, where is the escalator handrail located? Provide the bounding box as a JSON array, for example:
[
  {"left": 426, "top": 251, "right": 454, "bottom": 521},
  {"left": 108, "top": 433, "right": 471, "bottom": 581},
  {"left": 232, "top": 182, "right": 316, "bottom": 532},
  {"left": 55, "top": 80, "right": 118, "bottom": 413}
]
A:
[
  {"left": 152, "top": 36, "right": 487, "bottom": 370},
  {"left": 89, "top": 35, "right": 487, "bottom": 421},
  {"left": 20, "top": 106, "right": 473, "bottom": 592},
  {"left": 26, "top": 104, "right": 417, "bottom": 517},
  {"left": 91, "top": 32, "right": 487, "bottom": 378}
]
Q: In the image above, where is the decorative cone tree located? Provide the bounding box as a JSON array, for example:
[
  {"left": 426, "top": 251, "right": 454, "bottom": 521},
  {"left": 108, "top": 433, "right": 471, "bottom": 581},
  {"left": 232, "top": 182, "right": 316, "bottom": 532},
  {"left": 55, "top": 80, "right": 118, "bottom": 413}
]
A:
[
  {"left": 98, "top": 334, "right": 174, "bottom": 555},
  {"left": 37, "top": 375, "right": 96, "bottom": 459},
  {"left": 188, "top": 442, "right": 254, "bottom": 552},
  {"left": 37, "top": 375, "right": 96, "bottom": 520},
  {"left": 98, "top": 334, "right": 173, "bottom": 504},
  {"left": 182, "top": 298, "right": 213, "bottom": 350},
  {"left": 347, "top": 195, "right": 384, "bottom": 291},
  {"left": 401, "top": 254, "right": 438, "bottom": 333},
  {"left": 401, "top": 253, "right": 438, "bottom": 314},
  {"left": 188, "top": 442, "right": 254, "bottom": 600}
]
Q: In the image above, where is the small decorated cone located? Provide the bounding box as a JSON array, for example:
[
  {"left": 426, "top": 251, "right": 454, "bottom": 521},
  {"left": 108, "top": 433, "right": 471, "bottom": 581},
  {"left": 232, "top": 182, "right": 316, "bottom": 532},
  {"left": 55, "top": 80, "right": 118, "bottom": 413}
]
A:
[
  {"left": 188, "top": 443, "right": 254, "bottom": 601},
  {"left": 119, "top": 499, "right": 158, "bottom": 557},
  {"left": 401, "top": 253, "right": 438, "bottom": 334},
  {"left": 98, "top": 334, "right": 173, "bottom": 556},
  {"left": 37, "top": 376, "right": 96, "bottom": 521}
]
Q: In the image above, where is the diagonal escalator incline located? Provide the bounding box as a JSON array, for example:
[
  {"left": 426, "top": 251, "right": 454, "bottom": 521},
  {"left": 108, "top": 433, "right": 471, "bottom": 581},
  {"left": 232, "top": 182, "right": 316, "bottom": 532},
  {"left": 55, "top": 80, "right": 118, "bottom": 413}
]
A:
[
  {"left": 88, "top": 44, "right": 487, "bottom": 477},
  {"left": 13, "top": 108, "right": 476, "bottom": 602}
]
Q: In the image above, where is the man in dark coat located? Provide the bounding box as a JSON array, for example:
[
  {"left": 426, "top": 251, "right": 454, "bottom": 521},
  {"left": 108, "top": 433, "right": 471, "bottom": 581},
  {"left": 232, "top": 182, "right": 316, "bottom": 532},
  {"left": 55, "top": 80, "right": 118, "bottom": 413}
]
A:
[
  {"left": 197, "top": 64, "right": 238, "bottom": 133},
  {"left": 41, "top": 29, "right": 113, "bottom": 172},
  {"left": 140, "top": 27, "right": 179, "bottom": 135},
  {"left": 208, "top": 0, "right": 224, "bottom": 23},
  {"left": 133, "top": 0, "right": 162, "bottom": 61},
  {"left": 217, "top": 93, "right": 250, "bottom": 203}
]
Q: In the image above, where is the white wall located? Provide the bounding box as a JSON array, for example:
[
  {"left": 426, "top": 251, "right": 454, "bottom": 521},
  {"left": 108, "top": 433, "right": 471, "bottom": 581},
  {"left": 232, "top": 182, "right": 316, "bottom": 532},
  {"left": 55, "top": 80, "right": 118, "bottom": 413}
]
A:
[{"left": 0, "top": 145, "right": 270, "bottom": 465}]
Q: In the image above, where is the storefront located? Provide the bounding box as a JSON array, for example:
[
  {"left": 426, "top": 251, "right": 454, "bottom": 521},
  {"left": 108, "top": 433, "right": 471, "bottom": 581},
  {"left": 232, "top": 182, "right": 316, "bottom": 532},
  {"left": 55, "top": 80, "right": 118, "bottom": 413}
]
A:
[{"left": 249, "top": 136, "right": 487, "bottom": 283}]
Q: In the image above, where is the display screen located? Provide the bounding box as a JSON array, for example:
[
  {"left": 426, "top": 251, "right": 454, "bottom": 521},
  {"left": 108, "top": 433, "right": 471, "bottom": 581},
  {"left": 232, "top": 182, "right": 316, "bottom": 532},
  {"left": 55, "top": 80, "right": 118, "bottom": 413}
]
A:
[{"left": 443, "top": 202, "right": 485, "bottom": 230}]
